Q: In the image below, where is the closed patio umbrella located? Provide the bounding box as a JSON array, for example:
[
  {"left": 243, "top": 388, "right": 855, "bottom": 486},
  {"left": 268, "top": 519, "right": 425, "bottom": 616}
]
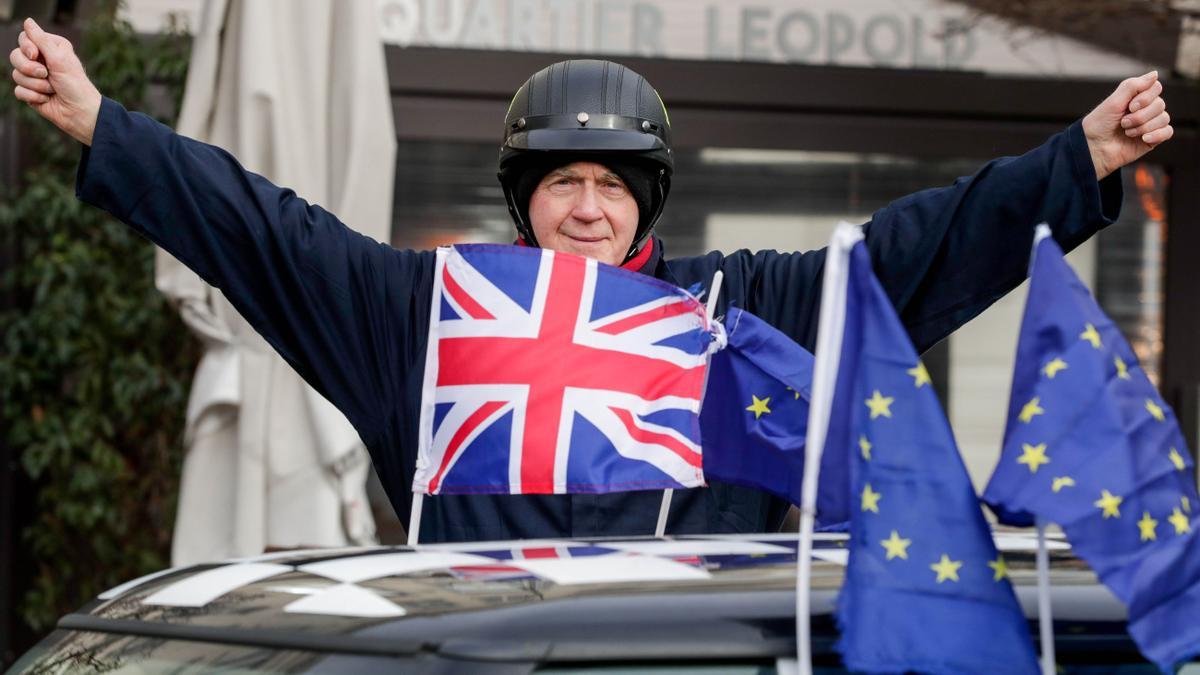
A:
[{"left": 156, "top": 0, "right": 396, "bottom": 564}]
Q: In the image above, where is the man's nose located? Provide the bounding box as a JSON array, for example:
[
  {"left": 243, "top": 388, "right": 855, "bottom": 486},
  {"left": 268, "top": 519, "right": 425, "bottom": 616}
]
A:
[{"left": 570, "top": 184, "right": 604, "bottom": 222}]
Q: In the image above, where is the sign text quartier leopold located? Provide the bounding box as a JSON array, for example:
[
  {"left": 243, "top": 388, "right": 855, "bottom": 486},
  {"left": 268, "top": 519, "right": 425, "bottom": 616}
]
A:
[{"left": 378, "top": 0, "right": 978, "bottom": 70}]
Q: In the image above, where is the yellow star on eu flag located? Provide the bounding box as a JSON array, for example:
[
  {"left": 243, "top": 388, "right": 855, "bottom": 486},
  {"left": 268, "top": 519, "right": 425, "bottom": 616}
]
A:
[
  {"left": 880, "top": 530, "right": 911, "bottom": 560},
  {"left": 861, "top": 483, "right": 882, "bottom": 513},
  {"left": 1080, "top": 323, "right": 1102, "bottom": 349},
  {"left": 785, "top": 386, "right": 800, "bottom": 400},
  {"left": 865, "top": 390, "right": 894, "bottom": 419},
  {"left": 930, "top": 554, "right": 962, "bottom": 583},
  {"left": 1095, "top": 490, "right": 1123, "bottom": 519},
  {"left": 1170, "top": 448, "right": 1187, "bottom": 471},
  {"left": 1051, "top": 476, "right": 1076, "bottom": 493},
  {"left": 1018, "top": 397, "right": 1044, "bottom": 424},
  {"left": 1043, "top": 358, "right": 1068, "bottom": 379},
  {"left": 907, "top": 362, "right": 931, "bottom": 388},
  {"left": 746, "top": 395, "right": 771, "bottom": 419},
  {"left": 859, "top": 435, "right": 872, "bottom": 461},
  {"left": 1145, "top": 399, "right": 1165, "bottom": 422},
  {"left": 1183, "top": 496, "right": 1192, "bottom": 514},
  {"left": 988, "top": 556, "right": 1009, "bottom": 581},
  {"left": 1114, "top": 356, "right": 1130, "bottom": 380},
  {"left": 1169, "top": 507, "right": 1191, "bottom": 535},
  {"left": 1018, "top": 443, "right": 1050, "bottom": 473},
  {"left": 1137, "top": 511, "right": 1158, "bottom": 541}
]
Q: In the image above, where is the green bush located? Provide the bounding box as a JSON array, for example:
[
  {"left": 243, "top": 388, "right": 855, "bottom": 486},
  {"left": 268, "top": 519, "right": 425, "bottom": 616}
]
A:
[{"left": 0, "top": 7, "right": 193, "bottom": 631}]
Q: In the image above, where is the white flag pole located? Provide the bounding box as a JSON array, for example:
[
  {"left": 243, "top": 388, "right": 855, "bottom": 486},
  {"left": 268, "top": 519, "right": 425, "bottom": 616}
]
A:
[
  {"left": 1036, "top": 520, "right": 1056, "bottom": 675},
  {"left": 655, "top": 270, "right": 725, "bottom": 538},
  {"left": 1029, "top": 224, "right": 1055, "bottom": 675},
  {"left": 653, "top": 489, "right": 673, "bottom": 538},
  {"left": 796, "top": 223, "right": 862, "bottom": 675},
  {"left": 407, "top": 493, "right": 424, "bottom": 546},
  {"left": 409, "top": 248, "right": 448, "bottom": 548}
]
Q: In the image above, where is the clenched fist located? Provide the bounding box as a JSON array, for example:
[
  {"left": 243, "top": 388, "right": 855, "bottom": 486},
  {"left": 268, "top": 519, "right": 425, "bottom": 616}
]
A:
[
  {"left": 1082, "top": 71, "right": 1174, "bottom": 180},
  {"left": 9, "top": 17, "right": 102, "bottom": 146}
]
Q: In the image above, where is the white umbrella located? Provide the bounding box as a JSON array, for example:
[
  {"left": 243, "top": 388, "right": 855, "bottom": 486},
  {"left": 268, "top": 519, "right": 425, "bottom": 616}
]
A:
[{"left": 156, "top": 0, "right": 396, "bottom": 564}]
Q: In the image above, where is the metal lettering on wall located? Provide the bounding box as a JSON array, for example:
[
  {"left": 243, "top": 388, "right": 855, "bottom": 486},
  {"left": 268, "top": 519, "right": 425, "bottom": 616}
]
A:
[{"left": 376, "top": 0, "right": 1152, "bottom": 77}]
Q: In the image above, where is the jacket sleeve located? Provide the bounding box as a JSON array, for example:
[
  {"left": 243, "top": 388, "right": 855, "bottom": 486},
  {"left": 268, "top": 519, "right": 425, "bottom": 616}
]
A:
[
  {"left": 716, "top": 119, "right": 1122, "bottom": 353},
  {"left": 75, "top": 97, "right": 433, "bottom": 446}
]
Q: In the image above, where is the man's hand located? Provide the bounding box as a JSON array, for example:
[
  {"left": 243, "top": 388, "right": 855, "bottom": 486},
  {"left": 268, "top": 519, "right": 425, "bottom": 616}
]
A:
[
  {"left": 9, "top": 17, "right": 102, "bottom": 146},
  {"left": 1083, "top": 71, "right": 1173, "bottom": 181}
]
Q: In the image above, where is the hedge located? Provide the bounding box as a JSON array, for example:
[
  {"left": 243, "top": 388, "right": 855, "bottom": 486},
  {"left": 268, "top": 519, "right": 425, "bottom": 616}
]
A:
[{"left": 0, "top": 5, "right": 193, "bottom": 632}]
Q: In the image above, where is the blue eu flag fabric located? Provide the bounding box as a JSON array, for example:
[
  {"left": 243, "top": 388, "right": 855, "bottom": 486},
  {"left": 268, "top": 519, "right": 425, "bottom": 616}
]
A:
[
  {"left": 824, "top": 229, "right": 1038, "bottom": 673},
  {"left": 983, "top": 230, "right": 1200, "bottom": 670},
  {"left": 700, "top": 307, "right": 815, "bottom": 508}
]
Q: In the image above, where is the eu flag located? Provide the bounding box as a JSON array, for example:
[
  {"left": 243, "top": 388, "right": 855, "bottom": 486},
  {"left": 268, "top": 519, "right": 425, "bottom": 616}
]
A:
[
  {"left": 818, "top": 224, "right": 1038, "bottom": 673},
  {"left": 983, "top": 227, "right": 1200, "bottom": 670},
  {"left": 700, "top": 307, "right": 815, "bottom": 508}
]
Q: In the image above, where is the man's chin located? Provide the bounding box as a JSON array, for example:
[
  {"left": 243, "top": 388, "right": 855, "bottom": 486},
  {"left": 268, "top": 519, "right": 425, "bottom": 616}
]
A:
[{"left": 559, "top": 239, "right": 617, "bottom": 265}]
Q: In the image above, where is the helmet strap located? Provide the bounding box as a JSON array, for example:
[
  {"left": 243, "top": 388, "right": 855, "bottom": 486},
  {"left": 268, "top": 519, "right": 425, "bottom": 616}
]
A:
[
  {"left": 499, "top": 170, "right": 540, "bottom": 247},
  {"left": 622, "top": 168, "right": 669, "bottom": 263}
]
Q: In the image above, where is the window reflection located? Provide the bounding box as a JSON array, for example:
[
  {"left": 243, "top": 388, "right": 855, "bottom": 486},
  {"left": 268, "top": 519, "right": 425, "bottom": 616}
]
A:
[{"left": 1099, "top": 164, "right": 1166, "bottom": 387}]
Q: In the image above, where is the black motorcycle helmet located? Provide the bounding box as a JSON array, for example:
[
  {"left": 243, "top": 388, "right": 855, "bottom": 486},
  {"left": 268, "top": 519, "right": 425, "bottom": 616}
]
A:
[{"left": 498, "top": 59, "right": 673, "bottom": 263}]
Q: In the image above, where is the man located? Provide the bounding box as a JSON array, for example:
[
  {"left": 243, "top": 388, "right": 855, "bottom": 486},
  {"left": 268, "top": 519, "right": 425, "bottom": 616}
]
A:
[{"left": 10, "top": 18, "right": 1173, "bottom": 543}]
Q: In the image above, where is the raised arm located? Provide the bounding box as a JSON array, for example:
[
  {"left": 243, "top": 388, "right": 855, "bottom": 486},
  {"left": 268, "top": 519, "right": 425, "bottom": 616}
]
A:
[
  {"left": 690, "top": 72, "right": 1171, "bottom": 355},
  {"left": 10, "top": 18, "right": 431, "bottom": 448},
  {"left": 872, "top": 70, "right": 1170, "bottom": 351}
]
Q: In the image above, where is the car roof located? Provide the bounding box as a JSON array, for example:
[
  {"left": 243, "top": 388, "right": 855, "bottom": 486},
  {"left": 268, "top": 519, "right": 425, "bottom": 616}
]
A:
[{"left": 57, "top": 531, "right": 1130, "bottom": 665}]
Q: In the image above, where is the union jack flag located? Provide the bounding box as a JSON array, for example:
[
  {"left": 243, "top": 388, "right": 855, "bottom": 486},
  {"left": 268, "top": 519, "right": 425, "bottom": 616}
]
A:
[
  {"left": 447, "top": 543, "right": 616, "bottom": 581},
  {"left": 413, "top": 244, "right": 714, "bottom": 495}
]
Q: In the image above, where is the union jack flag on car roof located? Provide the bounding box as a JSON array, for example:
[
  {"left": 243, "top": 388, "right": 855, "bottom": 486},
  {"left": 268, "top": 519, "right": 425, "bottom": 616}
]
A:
[{"left": 413, "top": 244, "right": 716, "bottom": 496}]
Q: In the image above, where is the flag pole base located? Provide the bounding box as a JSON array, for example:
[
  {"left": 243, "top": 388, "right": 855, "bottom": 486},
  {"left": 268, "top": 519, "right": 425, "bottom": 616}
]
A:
[
  {"left": 1036, "top": 520, "right": 1056, "bottom": 675},
  {"left": 655, "top": 489, "right": 674, "bottom": 537},
  {"left": 407, "top": 493, "right": 424, "bottom": 546}
]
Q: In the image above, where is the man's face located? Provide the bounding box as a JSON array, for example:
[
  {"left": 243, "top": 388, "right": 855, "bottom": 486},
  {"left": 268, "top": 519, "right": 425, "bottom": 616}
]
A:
[{"left": 527, "top": 161, "right": 639, "bottom": 267}]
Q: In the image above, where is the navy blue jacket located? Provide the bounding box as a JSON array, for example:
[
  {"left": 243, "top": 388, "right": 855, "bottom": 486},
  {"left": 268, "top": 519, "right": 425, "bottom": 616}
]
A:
[{"left": 77, "top": 98, "right": 1122, "bottom": 542}]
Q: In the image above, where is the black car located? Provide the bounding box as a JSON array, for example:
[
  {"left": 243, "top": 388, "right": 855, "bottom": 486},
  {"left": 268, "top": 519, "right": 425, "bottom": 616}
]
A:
[{"left": 7, "top": 532, "right": 1175, "bottom": 673}]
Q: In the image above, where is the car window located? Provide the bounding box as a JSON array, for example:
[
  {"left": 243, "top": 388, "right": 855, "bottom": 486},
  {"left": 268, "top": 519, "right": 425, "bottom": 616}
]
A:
[
  {"left": 7, "top": 630, "right": 409, "bottom": 674},
  {"left": 14, "top": 631, "right": 1193, "bottom": 674},
  {"left": 539, "top": 661, "right": 1189, "bottom": 674},
  {"left": 537, "top": 662, "right": 864, "bottom": 674}
]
